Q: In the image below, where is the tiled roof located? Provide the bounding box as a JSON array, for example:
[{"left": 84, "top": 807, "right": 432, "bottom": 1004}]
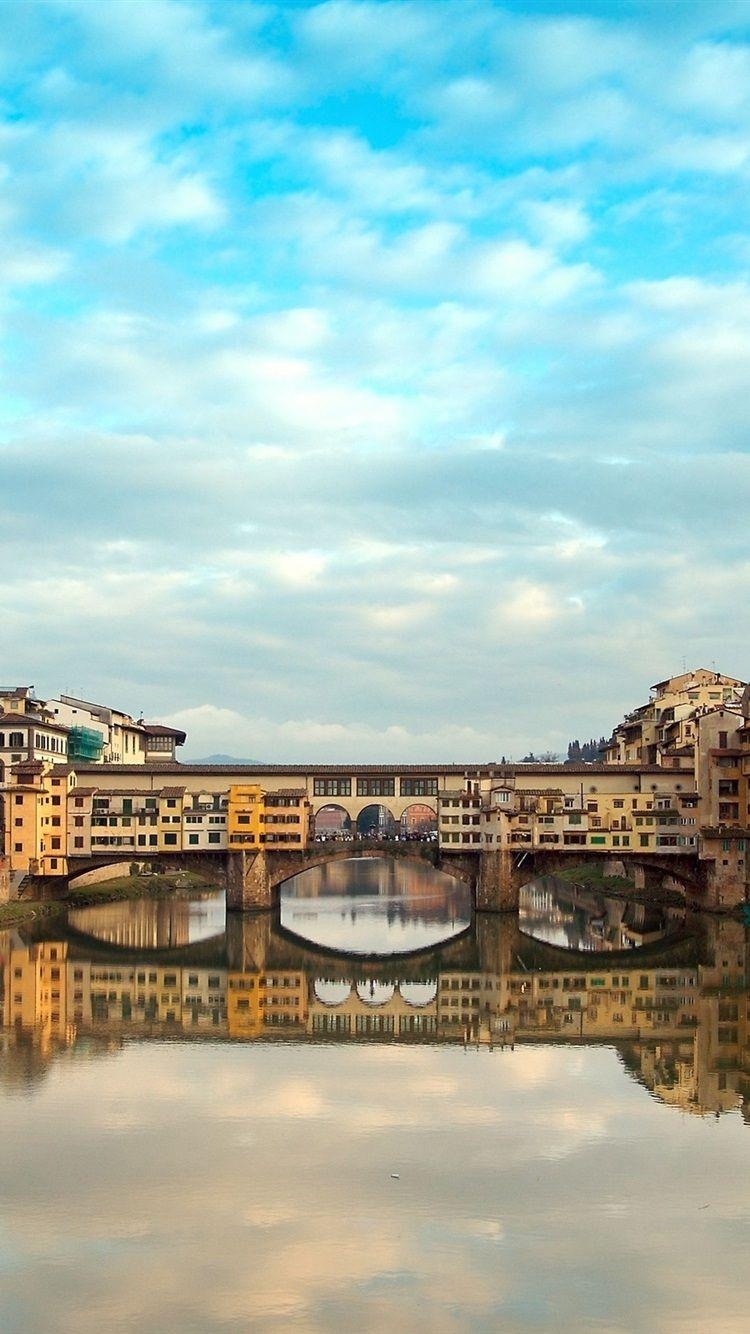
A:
[
  {"left": 75, "top": 761, "right": 668, "bottom": 777},
  {"left": 144, "top": 724, "right": 187, "bottom": 740},
  {"left": 0, "top": 711, "right": 68, "bottom": 733}
]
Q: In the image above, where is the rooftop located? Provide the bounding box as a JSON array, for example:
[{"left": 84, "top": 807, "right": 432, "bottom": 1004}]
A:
[{"left": 76, "top": 761, "right": 670, "bottom": 778}]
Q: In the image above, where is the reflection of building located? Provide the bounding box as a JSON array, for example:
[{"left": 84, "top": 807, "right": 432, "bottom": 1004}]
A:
[
  {"left": 3, "top": 913, "right": 750, "bottom": 1121},
  {"left": 68, "top": 899, "right": 196, "bottom": 951}
]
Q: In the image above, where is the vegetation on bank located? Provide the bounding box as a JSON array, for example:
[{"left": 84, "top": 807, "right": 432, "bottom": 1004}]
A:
[
  {"left": 64, "top": 869, "right": 222, "bottom": 906},
  {"left": 554, "top": 862, "right": 686, "bottom": 907},
  {"left": 555, "top": 863, "right": 634, "bottom": 893},
  {"left": 0, "top": 899, "right": 66, "bottom": 927},
  {"left": 0, "top": 869, "right": 222, "bottom": 928}
]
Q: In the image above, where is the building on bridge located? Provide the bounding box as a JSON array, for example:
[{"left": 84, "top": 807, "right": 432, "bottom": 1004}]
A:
[{"left": 2, "top": 667, "right": 750, "bottom": 908}]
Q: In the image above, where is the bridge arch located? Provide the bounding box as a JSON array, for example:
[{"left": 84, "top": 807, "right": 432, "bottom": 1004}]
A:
[
  {"left": 513, "top": 850, "right": 702, "bottom": 903},
  {"left": 356, "top": 804, "right": 397, "bottom": 838},
  {"left": 313, "top": 979, "right": 353, "bottom": 1006},
  {"left": 269, "top": 846, "right": 476, "bottom": 894},
  {"left": 399, "top": 981, "right": 438, "bottom": 1007},
  {"left": 313, "top": 804, "right": 352, "bottom": 839},
  {"left": 356, "top": 980, "right": 395, "bottom": 1006},
  {"left": 399, "top": 803, "right": 437, "bottom": 837}
]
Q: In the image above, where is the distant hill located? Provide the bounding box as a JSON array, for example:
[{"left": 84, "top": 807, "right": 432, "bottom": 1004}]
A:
[{"left": 183, "top": 753, "right": 262, "bottom": 765}]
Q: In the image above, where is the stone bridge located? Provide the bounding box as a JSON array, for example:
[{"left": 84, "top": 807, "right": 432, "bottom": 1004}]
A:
[
  {"left": 225, "top": 840, "right": 480, "bottom": 911},
  {"left": 27, "top": 838, "right": 722, "bottom": 913}
]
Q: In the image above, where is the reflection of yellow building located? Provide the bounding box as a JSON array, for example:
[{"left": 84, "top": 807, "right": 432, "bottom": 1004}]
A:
[
  {"left": 227, "top": 972, "right": 264, "bottom": 1037},
  {"left": 3, "top": 911, "right": 750, "bottom": 1121},
  {"left": 3, "top": 940, "right": 71, "bottom": 1045},
  {"left": 227, "top": 970, "right": 308, "bottom": 1037}
]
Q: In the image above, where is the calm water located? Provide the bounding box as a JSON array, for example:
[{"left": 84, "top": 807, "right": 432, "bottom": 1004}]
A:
[
  {"left": 519, "top": 875, "right": 684, "bottom": 952},
  {"left": 2, "top": 863, "right": 750, "bottom": 1332},
  {"left": 279, "top": 856, "right": 472, "bottom": 954}
]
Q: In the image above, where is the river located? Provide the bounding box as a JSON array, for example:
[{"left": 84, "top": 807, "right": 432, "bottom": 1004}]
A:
[{"left": 1, "top": 860, "right": 749, "bottom": 1332}]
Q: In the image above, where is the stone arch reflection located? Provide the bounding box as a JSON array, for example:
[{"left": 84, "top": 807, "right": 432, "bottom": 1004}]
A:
[
  {"left": 399, "top": 981, "right": 438, "bottom": 1007},
  {"left": 355, "top": 981, "right": 396, "bottom": 1006},
  {"left": 278, "top": 856, "right": 473, "bottom": 956},
  {"left": 313, "top": 980, "right": 352, "bottom": 1006}
]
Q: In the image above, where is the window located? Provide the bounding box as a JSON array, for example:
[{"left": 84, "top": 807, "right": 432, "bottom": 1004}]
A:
[
  {"left": 208, "top": 832, "right": 221, "bottom": 844},
  {"left": 163, "top": 833, "right": 178, "bottom": 846},
  {"left": 356, "top": 777, "right": 395, "bottom": 796},
  {"left": 313, "top": 777, "right": 351, "bottom": 796},
  {"left": 188, "top": 834, "right": 199, "bottom": 845},
  {"left": 400, "top": 777, "right": 438, "bottom": 796}
]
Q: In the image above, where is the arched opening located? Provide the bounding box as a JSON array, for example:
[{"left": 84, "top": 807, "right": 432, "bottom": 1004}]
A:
[
  {"left": 356, "top": 803, "right": 397, "bottom": 838},
  {"left": 313, "top": 979, "right": 352, "bottom": 1006},
  {"left": 314, "top": 804, "right": 352, "bottom": 841},
  {"left": 356, "top": 980, "right": 395, "bottom": 1006},
  {"left": 518, "top": 872, "right": 685, "bottom": 952},
  {"left": 400, "top": 803, "right": 437, "bottom": 840},
  {"left": 399, "top": 981, "right": 438, "bottom": 1007}
]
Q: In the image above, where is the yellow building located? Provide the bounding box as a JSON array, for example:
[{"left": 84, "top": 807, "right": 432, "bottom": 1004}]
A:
[
  {"left": 1, "top": 760, "right": 73, "bottom": 877},
  {"left": 227, "top": 783, "right": 264, "bottom": 849}
]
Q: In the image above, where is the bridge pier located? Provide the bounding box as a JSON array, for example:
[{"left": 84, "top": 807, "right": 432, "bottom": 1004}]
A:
[
  {"left": 476, "top": 850, "right": 523, "bottom": 913},
  {"left": 226, "top": 851, "right": 273, "bottom": 912}
]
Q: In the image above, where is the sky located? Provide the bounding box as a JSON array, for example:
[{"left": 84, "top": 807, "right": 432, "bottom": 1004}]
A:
[{"left": 3, "top": 0, "right": 750, "bottom": 762}]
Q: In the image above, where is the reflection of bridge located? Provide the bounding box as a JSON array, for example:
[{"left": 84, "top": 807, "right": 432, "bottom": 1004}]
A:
[
  {"left": 9, "top": 912, "right": 750, "bottom": 1123},
  {"left": 25, "top": 905, "right": 706, "bottom": 979}
]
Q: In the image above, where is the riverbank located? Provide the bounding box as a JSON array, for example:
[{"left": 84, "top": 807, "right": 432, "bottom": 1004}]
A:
[
  {"left": 0, "top": 871, "right": 223, "bottom": 928},
  {"left": 554, "top": 863, "right": 696, "bottom": 910}
]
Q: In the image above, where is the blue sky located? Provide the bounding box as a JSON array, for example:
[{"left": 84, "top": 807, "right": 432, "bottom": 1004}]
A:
[{"left": 3, "top": 0, "right": 750, "bottom": 760}]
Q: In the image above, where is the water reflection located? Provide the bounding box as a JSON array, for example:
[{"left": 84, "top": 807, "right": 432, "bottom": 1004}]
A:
[
  {"left": 278, "top": 856, "right": 472, "bottom": 954},
  {"left": 2, "top": 895, "right": 750, "bottom": 1120},
  {"left": 3, "top": 888, "right": 750, "bottom": 1334},
  {"left": 519, "top": 875, "right": 683, "bottom": 951},
  {"left": 68, "top": 893, "right": 226, "bottom": 949}
]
